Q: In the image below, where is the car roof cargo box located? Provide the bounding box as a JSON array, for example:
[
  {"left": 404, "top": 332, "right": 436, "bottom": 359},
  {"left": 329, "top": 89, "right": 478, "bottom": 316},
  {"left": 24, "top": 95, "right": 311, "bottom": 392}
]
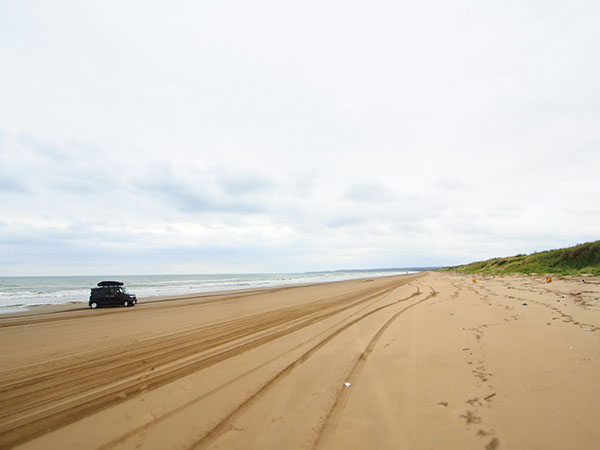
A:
[{"left": 97, "top": 281, "right": 124, "bottom": 287}]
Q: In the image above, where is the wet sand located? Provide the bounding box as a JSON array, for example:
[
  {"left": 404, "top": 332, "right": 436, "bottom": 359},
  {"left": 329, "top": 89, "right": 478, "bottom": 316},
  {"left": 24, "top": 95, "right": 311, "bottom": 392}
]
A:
[{"left": 1, "top": 272, "right": 599, "bottom": 449}]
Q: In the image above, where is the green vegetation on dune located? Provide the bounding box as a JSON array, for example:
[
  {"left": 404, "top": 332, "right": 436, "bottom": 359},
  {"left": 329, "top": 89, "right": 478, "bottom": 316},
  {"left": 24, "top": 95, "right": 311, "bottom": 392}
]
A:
[{"left": 441, "top": 240, "right": 600, "bottom": 276}]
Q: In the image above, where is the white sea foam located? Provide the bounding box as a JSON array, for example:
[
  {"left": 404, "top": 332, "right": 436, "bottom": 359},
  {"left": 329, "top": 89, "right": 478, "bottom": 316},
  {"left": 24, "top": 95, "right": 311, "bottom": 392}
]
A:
[{"left": 0, "top": 306, "right": 29, "bottom": 315}]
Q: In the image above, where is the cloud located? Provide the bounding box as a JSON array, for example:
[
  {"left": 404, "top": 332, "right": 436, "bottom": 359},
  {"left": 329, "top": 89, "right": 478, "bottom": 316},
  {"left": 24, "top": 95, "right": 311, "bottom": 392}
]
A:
[
  {"left": 146, "top": 180, "right": 249, "bottom": 214},
  {"left": 343, "top": 182, "right": 396, "bottom": 203},
  {"left": 216, "top": 169, "right": 274, "bottom": 196},
  {"left": 0, "top": 176, "right": 27, "bottom": 194},
  {"left": 134, "top": 164, "right": 276, "bottom": 215}
]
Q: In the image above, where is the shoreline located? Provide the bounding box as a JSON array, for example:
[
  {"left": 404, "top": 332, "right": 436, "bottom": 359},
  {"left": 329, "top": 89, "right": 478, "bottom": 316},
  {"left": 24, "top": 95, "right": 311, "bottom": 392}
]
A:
[
  {"left": 0, "top": 272, "right": 414, "bottom": 317},
  {"left": 0, "top": 270, "right": 421, "bottom": 313}
]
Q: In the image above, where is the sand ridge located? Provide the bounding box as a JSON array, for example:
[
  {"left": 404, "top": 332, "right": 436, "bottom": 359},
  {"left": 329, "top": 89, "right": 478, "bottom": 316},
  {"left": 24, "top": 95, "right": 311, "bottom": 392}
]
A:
[{"left": 1, "top": 272, "right": 599, "bottom": 449}]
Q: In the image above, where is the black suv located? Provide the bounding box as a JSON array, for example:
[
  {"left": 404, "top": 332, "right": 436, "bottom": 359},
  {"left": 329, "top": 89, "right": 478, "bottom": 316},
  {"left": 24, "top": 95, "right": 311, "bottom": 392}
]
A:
[{"left": 89, "top": 281, "right": 137, "bottom": 309}]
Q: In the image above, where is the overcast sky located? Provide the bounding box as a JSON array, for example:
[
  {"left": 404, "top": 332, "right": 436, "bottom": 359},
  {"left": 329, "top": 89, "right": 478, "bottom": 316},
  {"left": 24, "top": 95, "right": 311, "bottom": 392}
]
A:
[{"left": 1, "top": 1, "right": 599, "bottom": 276}]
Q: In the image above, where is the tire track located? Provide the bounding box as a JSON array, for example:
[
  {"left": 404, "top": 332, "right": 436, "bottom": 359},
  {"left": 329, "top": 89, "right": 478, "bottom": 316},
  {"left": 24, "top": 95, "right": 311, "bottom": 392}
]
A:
[
  {"left": 98, "top": 285, "right": 421, "bottom": 450},
  {"left": 0, "top": 284, "right": 317, "bottom": 329},
  {"left": 0, "top": 282, "right": 401, "bottom": 408},
  {"left": 1, "top": 279, "right": 408, "bottom": 381},
  {"left": 0, "top": 277, "right": 419, "bottom": 449},
  {"left": 186, "top": 285, "right": 429, "bottom": 450},
  {"left": 311, "top": 285, "right": 438, "bottom": 450}
]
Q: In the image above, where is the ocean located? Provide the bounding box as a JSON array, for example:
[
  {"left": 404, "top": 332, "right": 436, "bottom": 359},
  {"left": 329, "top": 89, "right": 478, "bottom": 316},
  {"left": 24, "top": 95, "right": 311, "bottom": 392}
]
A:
[{"left": 0, "top": 269, "right": 420, "bottom": 312}]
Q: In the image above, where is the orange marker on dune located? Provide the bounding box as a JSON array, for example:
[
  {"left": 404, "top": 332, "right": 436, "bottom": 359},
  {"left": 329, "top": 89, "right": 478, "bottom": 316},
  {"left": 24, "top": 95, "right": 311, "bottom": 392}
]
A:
[
  {"left": 472, "top": 279, "right": 476, "bottom": 283},
  {"left": 546, "top": 277, "right": 552, "bottom": 283}
]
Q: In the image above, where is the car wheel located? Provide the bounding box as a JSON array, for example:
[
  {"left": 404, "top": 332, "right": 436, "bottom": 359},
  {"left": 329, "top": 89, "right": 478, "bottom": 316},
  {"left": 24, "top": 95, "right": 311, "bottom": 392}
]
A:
[
  {"left": 123, "top": 300, "right": 129, "bottom": 307},
  {"left": 90, "top": 302, "right": 98, "bottom": 309}
]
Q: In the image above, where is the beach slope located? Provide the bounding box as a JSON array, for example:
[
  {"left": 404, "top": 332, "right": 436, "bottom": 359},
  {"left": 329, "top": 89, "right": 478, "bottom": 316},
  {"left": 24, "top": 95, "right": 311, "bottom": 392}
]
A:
[{"left": 1, "top": 272, "right": 599, "bottom": 449}]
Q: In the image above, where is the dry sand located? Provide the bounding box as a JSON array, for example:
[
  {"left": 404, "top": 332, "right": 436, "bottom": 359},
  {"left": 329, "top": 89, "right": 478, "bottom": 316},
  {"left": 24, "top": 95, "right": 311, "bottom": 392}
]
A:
[{"left": 1, "top": 272, "right": 599, "bottom": 449}]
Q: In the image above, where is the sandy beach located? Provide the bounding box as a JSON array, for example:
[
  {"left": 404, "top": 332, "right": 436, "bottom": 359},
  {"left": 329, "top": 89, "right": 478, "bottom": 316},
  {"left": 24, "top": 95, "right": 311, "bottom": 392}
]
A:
[{"left": 1, "top": 272, "right": 599, "bottom": 450}]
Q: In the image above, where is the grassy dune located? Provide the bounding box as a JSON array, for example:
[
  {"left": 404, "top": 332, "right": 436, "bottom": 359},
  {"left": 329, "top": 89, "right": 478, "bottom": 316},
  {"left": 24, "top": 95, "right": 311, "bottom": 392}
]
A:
[{"left": 441, "top": 240, "right": 600, "bottom": 276}]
